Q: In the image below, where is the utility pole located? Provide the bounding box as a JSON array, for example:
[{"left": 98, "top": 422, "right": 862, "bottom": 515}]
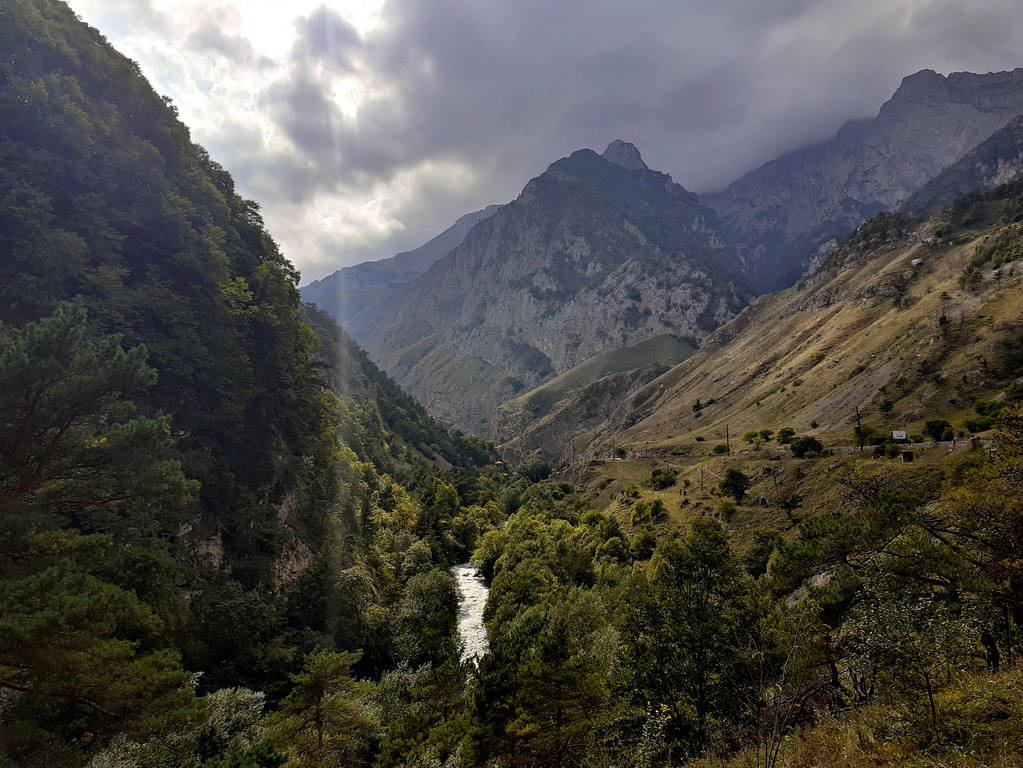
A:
[
  {"left": 725, "top": 424, "right": 730, "bottom": 455},
  {"left": 855, "top": 406, "right": 864, "bottom": 453}
]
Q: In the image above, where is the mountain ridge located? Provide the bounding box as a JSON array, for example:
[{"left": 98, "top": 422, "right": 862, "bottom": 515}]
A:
[
  {"left": 301, "top": 204, "right": 501, "bottom": 327},
  {"left": 705, "top": 67, "right": 1023, "bottom": 289},
  {"left": 355, "top": 141, "right": 747, "bottom": 435}
]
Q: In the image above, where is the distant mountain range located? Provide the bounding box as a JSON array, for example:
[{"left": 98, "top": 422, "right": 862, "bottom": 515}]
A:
[
  {"left": 302, "top": 204, "right": 501, "bottom": 328},
  {"left": 302, "top": 68, "right": 1023, "bottom": 440},
  {"left": 322, "top": 141, "right": 746, "bottom": 435},
  {"left": 706, "top": 68, "right": 1023, "bottom": 289}
]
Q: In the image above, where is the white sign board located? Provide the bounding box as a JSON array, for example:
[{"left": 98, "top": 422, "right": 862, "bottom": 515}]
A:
[{"left": 892, "top": 430, "right": 907, "bottom": 440}]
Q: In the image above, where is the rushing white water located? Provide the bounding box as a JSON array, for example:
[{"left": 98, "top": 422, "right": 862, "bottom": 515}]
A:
[{"left": 452, "top": 562, "right": 489, "bottom": 664}]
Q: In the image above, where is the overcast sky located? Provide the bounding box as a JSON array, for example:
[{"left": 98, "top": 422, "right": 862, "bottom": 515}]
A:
[{"left": 71, "top": 0, "right": 1023, "bottom": 283}]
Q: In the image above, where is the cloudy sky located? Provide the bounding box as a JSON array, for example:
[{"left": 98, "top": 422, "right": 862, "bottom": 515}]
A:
[{"left": 71, "top": 0, "right": 1022, "bottom": 283}]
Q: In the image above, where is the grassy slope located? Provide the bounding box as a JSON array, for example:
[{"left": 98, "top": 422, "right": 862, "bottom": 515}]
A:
[
  {"left": 496, "top": 333, "right": 697, "bottom": 457},
  {"left": 598, "top": 220, "right": 1022, "bottom": 459}
]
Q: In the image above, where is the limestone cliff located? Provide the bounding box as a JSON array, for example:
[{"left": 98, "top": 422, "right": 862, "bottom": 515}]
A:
[{"left": 356, "top": 142, "right": 747, "bottom": 435}]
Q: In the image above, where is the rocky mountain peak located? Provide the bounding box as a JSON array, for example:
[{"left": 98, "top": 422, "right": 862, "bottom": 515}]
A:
[
  {"left": 706, "top": 67, "right": 1023, "bottom": 290},
  {"left": 602, "top": 139, "right": 648, "bottom": 171}
]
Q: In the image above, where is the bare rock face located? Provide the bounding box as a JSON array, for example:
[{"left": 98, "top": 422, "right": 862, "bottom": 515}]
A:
[
  {"left": 602, "top": 139, "right": 649, "bottom": 171},
  {"left": 706, "top": 68, "right": 1023, "bottom": 290},
  {"left": 355, "top": 143, "right": 747, "bottom": 436},
  {"left": 902, "top": 114, "right": 1023, "bottom": 214},
  {"left": 301, "top": 205, "right": 501, "bottom": 327}
]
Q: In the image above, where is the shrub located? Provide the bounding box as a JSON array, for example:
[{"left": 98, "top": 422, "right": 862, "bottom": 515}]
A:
[
  {"left": 650, "top": 467, "right": 679, "bottom": 490},
  {"left": 712, "top": 444, "right": 729, "bottom": 455},
  {"left": 622, "top": 485, "right": 641, "bottom": 499},
  {"left": 631, "top": 502, "right": 651, "bottom": 525},
  {"left": 789, "top": 436, "right": 823, "bottom": 458},
  {"left": 649, "top": 498, "right": 668, "bottom": 520},
  {"left": 924, "top": 419, "right": 953, "bottom": 441},
  {"left": 630, "top": 525, "right": 657, "bottom": 560},
  {"left": 716, "top": 500, "right": 736, "bottom": 517},
  {"left": 695, "top": 436, "right": 705, "bottom": 442},
  {"left": 776, "top": 427, "right": 796, "bottom": 444},
  {"left": 719, "top": 469, "right": 752, "bottom": 503},
  {"left": 964, "top": 416, "right": 995, "bottom": 433}
]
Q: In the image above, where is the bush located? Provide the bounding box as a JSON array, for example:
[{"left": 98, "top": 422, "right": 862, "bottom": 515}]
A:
[
  {"left": 712, "top": 444, "right": 729, "bottom": 455},
  {"left": 924, "top": 419, "right": 952, "bottom": 441},
  {"left": 716, "top": 500, "right": 736, "bottom": 517},
  {"left": 719, "top": 469, "right": 752, "bottom": 503},
  {"left": 631, "top": 502, "right": 651, "bottom": 525},
  {"left": 789, "top": 436, "right": 823, "bottom": 458},
  {"left": 650, "top": 467, "right": 679, "bottom": 490},
  {"left": 649, "top": 498, "right": 668, "bottom": 520},
  {"left": 630, "top": 525, "right": 657, "bottom": 560},
  {"left": 964, "top": 416, "right": 995, "bottom": 433},
  {"left": 776, "top": 426, "right": 796, "bottom": 444},
  {"left": 695, "top": 436, "right": 705, "bottom": 442}
]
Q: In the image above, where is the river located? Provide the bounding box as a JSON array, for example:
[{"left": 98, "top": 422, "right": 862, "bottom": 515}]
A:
[{"left": 452, "top": 562, "right": 489, "bottom": 664}]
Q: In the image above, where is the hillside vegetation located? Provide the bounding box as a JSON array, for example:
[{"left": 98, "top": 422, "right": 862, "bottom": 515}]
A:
[{"left": 593, "top": 183, "right": 1023, "bottom": 461}]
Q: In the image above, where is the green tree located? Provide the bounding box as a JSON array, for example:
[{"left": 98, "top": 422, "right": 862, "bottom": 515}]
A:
[
  {"left": 924, "top": 419, "right": 953, "bottom": 442},
  {"left": 626, "top": 520, "right": 761, "bottom": 759},
  {"left": 470, "top": 592, "right": 618, "bottom": 768},
  {"left": 720, "top": 469, "right": 752, "bottom": 504},
  {"left": 650, "top": 466, "right": 679, "bottom": 490},
  {"left": 789, "top": 436, "right": 823, "bottom": 458},
  {"left": 849, "top": 571, "right": 979, "bottom": 724},
  {"left": 775, "top": 427, "right": 796, "bottom": 445},
  {"left": 0, "top": 306, "right": 199, "bottom": 758},
  {"left": 265, "top": 651, "right": 379, "bottom": 768}
]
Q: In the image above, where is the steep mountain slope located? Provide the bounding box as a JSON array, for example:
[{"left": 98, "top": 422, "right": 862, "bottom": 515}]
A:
[
  {"left": 1, "top": 4, "right": 503, "bottom": 764},
  {"left": 0, "top": 0, "right": 492, "bottom": 576},
  {"left": 548, "top": 183, "right": 1023, "bottom": 462},
  {"left": 902, "top": 114, "right": 1023, "bottom": 214},
  {"left": 496, "top": 333, "right": 697, "bottom": 458},
  {"left": 357, "top": 141, "right": 747, "bottom": 436},
  {"left": 706, "top": 68, "right": 1023, "bottom": 289},
  {"left": 301, "top": 204, "right": 501, "bottom": 328}
]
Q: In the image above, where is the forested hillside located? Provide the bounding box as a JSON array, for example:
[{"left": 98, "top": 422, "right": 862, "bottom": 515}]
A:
[{"left": 0, "top": 3, "right": 501, "bottom": 765}]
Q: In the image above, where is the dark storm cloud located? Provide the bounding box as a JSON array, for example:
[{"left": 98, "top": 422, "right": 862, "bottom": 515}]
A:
[
  {"left": 245, "top": 0, "right": 1023, "bottom": 274},
  {"left": 294, "top": 6, "right": 361, "bottom": 71},
  {"left": 187, "top": 25, "right": 274, "bottom": 69}
]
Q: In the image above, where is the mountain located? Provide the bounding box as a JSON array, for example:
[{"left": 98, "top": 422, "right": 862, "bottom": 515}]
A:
[
  {"left": 301, "top": 204, "right": 501, "bottom": 327},
  {"left": 902, "top": 114, "right": 1023, "bottom": 215},
  {"left": 706, "top": 68, "right": 1023, "bottom": 289},
  {"left": 560, "top": 182, "right": 1023, "bottom": 462},
  {"left": 355, "top": 140, "right": 748, "bottom": 436},
  {"left": 1, "top": 3, "right": 499, "bottom": 762}
]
